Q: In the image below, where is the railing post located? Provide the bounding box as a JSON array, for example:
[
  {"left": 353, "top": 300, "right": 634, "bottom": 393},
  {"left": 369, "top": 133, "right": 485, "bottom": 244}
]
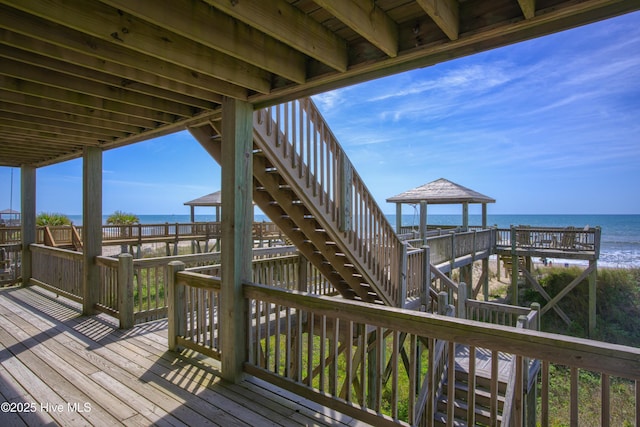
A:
[
  {"left": 168, "top": 261, "right": 186, "bottom": 351},
  {"left": 530, "top": 302, "right": 541, "bottom": 331},
  {"left": 437, "top": 291, "right": 448, "bottom": 315},
  {"left": 398, "top": 242, "right": 408, "bottom": 308},
  {"left": 117, "top": 253, "right": 134, "bottom": 329},
  {"left": 457, "top": 282, "right": 467, "bottom": 319},
  {"left": 510, "top": 225, "right": 519, "bottom": 305},
  {"left": 421, "top": 246, "right": 431, "bottom": 311},
  {"left": 297, "top": 251, "right": 308, "bottom": 292}
]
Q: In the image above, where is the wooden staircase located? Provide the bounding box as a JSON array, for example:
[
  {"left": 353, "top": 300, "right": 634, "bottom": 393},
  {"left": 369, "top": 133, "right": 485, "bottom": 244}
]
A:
[{"left": 190, "top": 98, "right": 408, "bottom": 306}]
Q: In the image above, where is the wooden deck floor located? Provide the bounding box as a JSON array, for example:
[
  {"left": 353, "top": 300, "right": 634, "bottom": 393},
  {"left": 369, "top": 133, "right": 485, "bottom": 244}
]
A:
[{"left": 0, "top": 285, "right": 368, "bottom": 426}]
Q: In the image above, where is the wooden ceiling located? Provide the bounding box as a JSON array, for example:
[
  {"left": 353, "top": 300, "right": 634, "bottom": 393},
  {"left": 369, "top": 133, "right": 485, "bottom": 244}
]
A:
[{"left": 1, "top": 0, "right": 638, "bottom": 167}]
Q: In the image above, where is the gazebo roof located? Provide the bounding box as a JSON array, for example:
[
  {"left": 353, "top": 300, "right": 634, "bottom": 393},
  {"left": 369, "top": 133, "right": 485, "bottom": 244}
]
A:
[
  {"left": 0, "top": 209, "right": 20, "bottom": 215},
  {"left": 386, "top": 178, "right": 496, "bottom": 205},
  {"left": 184, "top": 191, "right": 222, "bottom": 207}
]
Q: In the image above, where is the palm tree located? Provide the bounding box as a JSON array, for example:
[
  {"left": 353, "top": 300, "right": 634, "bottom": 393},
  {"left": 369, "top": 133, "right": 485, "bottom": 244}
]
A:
[
  {"left": 106, "top": 211, "right": 139, "bottom": 254},
  {"left": 36, "top": 212, "right": 72, "bottom": 226}
]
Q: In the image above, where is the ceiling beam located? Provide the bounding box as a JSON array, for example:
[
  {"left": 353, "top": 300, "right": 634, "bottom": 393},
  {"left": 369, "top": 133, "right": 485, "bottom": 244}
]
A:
[
  {"left": 415, "top": 0, "right": 459, "bottom": 40},
  {"left": 0, "top": 58, "right": 198, "bottom": 117},
  {"left": 100, "top": 0, "right": 307, "bottom": 84},
  {"left": 518, "top": 0, "right": 537, "bottom": 19},
  {"left": 0, "top": 6, "right": 248, "bottom": 100},
  {"left": 0, "top": 44, "right": 216, "bottom": 111},
  {"left": 3, "top": 0, "right": 272, "bottom": 93},
  {"left": 0, "top": 90, "right": 159, "bottom": 130},
  {"left": 0, "top": 30, "right": 223, "bottom": 104},
  {"left": 0, "top": 76, "right": 178, "bottom": 124},
  {"left": 0, "top": 111, "right": 131, "bottom": 139},
  {"left": 313, "top": 0, "right": 398, "bottom": 57},
  {"left": 0, "top": 102, "right": 142, "bottom": 134},
  {"left": 204, "top": 0, "right": 349, "bottom": 72}
]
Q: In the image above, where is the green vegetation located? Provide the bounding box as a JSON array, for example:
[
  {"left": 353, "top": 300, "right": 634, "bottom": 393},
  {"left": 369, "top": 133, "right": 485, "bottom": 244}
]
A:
[
  {"left": 36, "top": 212, "right": 72, "bottom": 226},
  {"left": 518, "top": 267, "right": 640, "bottom": 426},
  {"left": 106, "top": 210, "right": 139, "bottom": 225}
]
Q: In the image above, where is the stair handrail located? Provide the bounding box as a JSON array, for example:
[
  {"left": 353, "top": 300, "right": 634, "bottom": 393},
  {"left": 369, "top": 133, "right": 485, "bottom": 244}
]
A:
[{"left": 255, "top": 98, "right": 412, "bottom": 306}]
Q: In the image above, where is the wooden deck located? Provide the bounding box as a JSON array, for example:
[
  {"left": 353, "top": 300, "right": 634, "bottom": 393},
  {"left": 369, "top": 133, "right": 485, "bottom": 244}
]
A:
[{"left": 0, "top": 285, "right": 368, "bottom": 426}]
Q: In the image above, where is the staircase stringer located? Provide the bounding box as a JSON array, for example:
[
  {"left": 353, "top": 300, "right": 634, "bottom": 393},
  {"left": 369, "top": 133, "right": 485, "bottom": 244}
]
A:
[
  {"left": 189, "top": 122, "right": 367, "bottom": 301},
  {"left": 253, "top": 105, "right": 398, "bottom": 307}
]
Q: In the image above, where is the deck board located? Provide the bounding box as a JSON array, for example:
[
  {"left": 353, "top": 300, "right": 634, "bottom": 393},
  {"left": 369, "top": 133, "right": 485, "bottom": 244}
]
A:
[{"left": 0, "top": 285, "right": 365, "bottom": 426}]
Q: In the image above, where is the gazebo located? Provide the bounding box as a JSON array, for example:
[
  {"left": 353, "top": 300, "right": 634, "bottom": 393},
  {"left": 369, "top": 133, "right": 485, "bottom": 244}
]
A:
[
  {"left": 386, "top": 178, "right": 496, "bottom": 239},
  {"left": 0, "top": 208, "right": 21, "bottom": 226},
  {"left": 184, "top": 191, "right": 222, "bottom": 223}
]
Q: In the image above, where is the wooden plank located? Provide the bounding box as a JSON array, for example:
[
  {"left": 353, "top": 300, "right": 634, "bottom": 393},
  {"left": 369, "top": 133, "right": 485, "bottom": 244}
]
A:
[
  {"left": 0, "top": 288, "right": 308, "bottom": 427},
  {"left": 314, "top": 0, "right": 398, "bottom": 57},
  {"left": 415, "top": 0, "right": 459, "bottom": 40}
]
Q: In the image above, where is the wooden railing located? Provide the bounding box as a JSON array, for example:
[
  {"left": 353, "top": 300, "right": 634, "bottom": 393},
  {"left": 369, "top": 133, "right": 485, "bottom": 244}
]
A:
[
  {"left": 255, "top": 98, "right": 409, "bottom": 306},
  {"left": 168, "top": 268, "right": 640, "bottom": 426},
  {"left": 95, "top": 246, "right": 330, "bottom": 327},
  {"left": 497, "top": 226, "right": 601, "bottom": 255},
  {"left": 30, "top": 244, "right": 83, "bottom": 302},
  {"left": 425, "top": 229, "right": 495, "bottom": 268}
]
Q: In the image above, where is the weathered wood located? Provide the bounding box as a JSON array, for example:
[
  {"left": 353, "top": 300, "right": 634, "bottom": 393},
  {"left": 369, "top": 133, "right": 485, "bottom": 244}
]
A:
[
  {"left": 117, "top": 253, "right": 134, "bottom": 329},
  {"left": 82, "top": 146, "right": 102, "bottom": 315},
  {"left": 20, "top": 165, "right": 35, "bottom": 285},
  {"left": 221, "top": 97, "right": 253, "bottom": 383}
]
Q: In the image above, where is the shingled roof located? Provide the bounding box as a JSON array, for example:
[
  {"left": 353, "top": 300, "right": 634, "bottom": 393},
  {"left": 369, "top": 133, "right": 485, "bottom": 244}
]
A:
[
  {"left": 184, "top": 191, "right": 222, "bottom": 207},
  {"left": 386, "top": 178, "right": 495, "bottom": 205}
]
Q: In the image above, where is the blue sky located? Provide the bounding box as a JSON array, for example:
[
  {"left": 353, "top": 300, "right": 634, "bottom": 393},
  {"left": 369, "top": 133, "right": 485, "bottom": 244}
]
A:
[{"left": 1, "top": 11, "right": 639, "bottom": 216}]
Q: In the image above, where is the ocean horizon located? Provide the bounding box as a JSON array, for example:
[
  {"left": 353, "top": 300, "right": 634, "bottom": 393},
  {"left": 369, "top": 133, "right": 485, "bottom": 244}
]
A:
[{"left": 65, "top": 213, "right": 640, "bottom": 269}]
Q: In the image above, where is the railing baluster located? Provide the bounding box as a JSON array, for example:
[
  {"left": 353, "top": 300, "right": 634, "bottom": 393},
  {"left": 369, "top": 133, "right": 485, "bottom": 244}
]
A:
[
  {"left": 571, "top": 367, "right": 579, "bottom": 425},
  {"left": 601, "top": 373, "right": 610, "bottom": 427}
]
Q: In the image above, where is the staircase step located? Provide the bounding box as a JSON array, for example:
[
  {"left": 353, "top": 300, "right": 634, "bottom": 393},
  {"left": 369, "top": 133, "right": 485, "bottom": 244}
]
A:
[
  {"left": 455, "top": 369, "right": 508, "bottom": 394},
  {"left": 433, "top": 411, "right": 468, "bottom": 427},
  {"left": 436, "top": 396, "right": 501, "bottom": 425},
  {"left": 453, "top": 381, "right": 505, "bottom": 410}
]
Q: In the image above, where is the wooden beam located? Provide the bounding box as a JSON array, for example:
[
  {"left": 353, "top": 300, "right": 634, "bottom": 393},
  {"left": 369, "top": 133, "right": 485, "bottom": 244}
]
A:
[
  {"left": 0, "top": 102, "right": 142, "bottom": 135},
  {"left": 0, "top": 113, "right": 131, "bottom": 140},
  {"left": 416, "top": 0, "right": 459, "bottom": 41},
  {"left": 0, "top": 58, "right": 199, "bottom": 117},
  {"left": 313, "top": 0, "right": 398, "bottom": 57},
  {"left": 20, "top": 166, "right": 36, "bottom": 285},
  {"left": 204, "top": 0, "right": 348, "bottom": 72},
  {"left": 540, "top": 263, "right": 596, "bottom": 317},
  {"left": 220, "top": 97, "right": 253, "bottom": 383},
  {"left": 0, "top": 76, "right": 178, "bottom": 124},
  {"left": 82, "top": 146, "right": 102, "bottom": 316},
  {"left": 0, "top": 7, "right": 248, "bottom": 100},
  {"left": 518, "top": 0, "right": 537, "bottom": 19},
  {"left": 101, "top": 0, "right": 306, "bottom": 84},
  {"left": 0, "top": 89, "right": 159, "bottom": 130},
  {"left": 0, "top": 40, "right": 220, "bottom": 108},
  {"left": 3, "top": 0, "right": 271, "bottom": 93}
]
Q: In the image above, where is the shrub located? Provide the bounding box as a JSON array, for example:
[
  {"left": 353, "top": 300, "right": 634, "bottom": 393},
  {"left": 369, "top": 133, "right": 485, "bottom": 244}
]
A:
[
  {"left": 36, "top": 212, "right": 72, "bottom": 226},
  {"left": 106, "top": 211, "right": 139, "bottom": 225}
]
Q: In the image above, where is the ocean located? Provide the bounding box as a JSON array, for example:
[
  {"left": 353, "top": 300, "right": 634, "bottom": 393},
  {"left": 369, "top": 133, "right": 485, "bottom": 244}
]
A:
[{"left": 67, "top": 214, "right": 640, "bottom": 268}]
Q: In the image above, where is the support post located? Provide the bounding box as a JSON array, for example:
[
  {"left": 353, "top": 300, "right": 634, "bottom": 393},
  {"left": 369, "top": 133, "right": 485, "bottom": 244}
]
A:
[
  {"left": 588, "top": 260, "right": 597, "bottom": 337},
  {"left": 297, "top": 251, "right": 308, "bottom": 292},
  {"left": 457, "top": 282, "right": 467, "bottom": 319},
  {"left": 511, "top": 226, "right": 519, "bottom": 305},
  {"left": 398, "top": 242, "right": 407, "bottom": 308},
  {"left": 168, "top": 261, "right": 186, "bottom": 351},
  {"left": 395, "top": 203, "right": 402, "bottom": 234},
  {"left": 462, "top": 202, "right": 469, "bottom": 230},
  {"left": 20, "top": 166, "right": 36, "bottom": 286},
  {"left": 419, "top": 201, "right": 427, "bottom": 240},
  {"left": 421, "top": 246, "right": 431, "bottom": 311},
  {"left": 437, "top": 291, "right": 448, "bottom": 315},
  {"left": 118, "top": 253, "right": 134, "bottom": 329},
  {"left": 82, "top": 146, "right": 102, "bottom": 315},
  {"left": 220, "top": 97, "right": 253, "bottom": 383}
]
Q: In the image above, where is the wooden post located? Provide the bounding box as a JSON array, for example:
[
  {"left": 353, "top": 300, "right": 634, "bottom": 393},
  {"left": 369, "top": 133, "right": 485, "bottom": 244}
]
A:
[
  {"left": 118, "top": 253, "right": 134, "bottom": 329},
  {"left": 297, "top": 251, "right": 308, "bottom": 292},
  {"left": 398, "top": 242, "right": 407, "bottom": 308},
  {"left": 395, "top": 203, "right": 402, "bottom": 234},
  {"left": 457, "top": 282, "right": 467, "bottom": 319},
  {"left": 588, "top": 260, "right": 597, "bottom": 337},
  {"left": 437, "top": 291, "right": 448, "bottom": 315},
  {"left": 338, "top": 151, "right": 352, "bottom": 232},
  {"left": 20, "top": 165, "right": 36, "bottom": 286},
  {"left": 82, "top": 146, "right": 102, "bottom": 315},
  {"left": 511, "top": 226, "right": 519, "bottom": 305},
  {"left": 419, "top": 201, "right": 427, "bottom": 240},
  {"left": 167, "top": 260, "right": 186, "bottom": 351},
  {"left": 462, "top": 202, "right": 469, "bottom": 230},
  {"left": 422, "top": 246, "right": 431, "bottom": 311},
  {"left": 220, "top": 97, "right": 253, "bottom": 383}
]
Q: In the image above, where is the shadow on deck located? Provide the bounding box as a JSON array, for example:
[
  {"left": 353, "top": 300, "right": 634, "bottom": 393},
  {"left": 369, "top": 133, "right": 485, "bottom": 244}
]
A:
[{"left": 0, "top": 285, "right": 367, "bottom": 426}]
